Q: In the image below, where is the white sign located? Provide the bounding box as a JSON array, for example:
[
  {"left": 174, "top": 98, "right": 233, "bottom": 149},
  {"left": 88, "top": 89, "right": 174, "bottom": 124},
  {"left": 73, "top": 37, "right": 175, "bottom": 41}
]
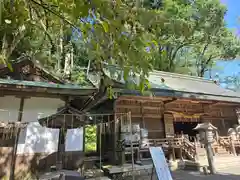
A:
[{"left": 149, "top": 147, "right": 173, "bottom": 180}]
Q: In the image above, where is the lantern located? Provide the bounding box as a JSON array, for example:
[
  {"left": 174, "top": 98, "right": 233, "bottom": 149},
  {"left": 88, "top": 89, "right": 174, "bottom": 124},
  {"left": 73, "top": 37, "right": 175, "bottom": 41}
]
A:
[{"left": 193, "top": 122, "right": 217, "bottom": 144}]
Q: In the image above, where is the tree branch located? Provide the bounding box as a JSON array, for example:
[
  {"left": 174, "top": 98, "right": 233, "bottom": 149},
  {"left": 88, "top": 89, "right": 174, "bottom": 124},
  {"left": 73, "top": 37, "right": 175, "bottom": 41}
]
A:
[
  {"left": 30, "top": 3, "right": 55, "bottom": 53},
  {"left": 29, "top": 0, "right": 78, "bottom": 29},
  {"left": 196, "top": 41, "right": 210, "bottom": 75},
  {"left": 199, "top": 55, "right": 212, "bottom": 77}
]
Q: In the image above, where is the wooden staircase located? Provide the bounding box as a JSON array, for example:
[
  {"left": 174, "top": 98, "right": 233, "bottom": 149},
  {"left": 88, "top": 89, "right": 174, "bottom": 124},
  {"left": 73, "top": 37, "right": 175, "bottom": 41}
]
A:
[
  {"left": 181, "top": 138, "right": 197, "bottom": 161},
  {"left": 181, "top": 137, "right": 231, "bottom": 161},
  {"left": 139, "top": 136, "right": 235, "bottom": 162}
]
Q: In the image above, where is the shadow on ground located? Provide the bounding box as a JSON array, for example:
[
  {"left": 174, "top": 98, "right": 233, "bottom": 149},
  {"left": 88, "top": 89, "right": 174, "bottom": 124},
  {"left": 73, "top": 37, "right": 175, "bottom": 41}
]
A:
[{"left": 171, "top": 170, "right": 240, "bottom": 180}]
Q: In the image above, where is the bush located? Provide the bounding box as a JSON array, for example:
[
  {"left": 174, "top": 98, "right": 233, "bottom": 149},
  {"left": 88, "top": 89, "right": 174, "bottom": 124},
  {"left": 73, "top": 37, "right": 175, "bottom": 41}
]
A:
[{"left": 85, "top": 125, "right": 97, "bottom": 152}]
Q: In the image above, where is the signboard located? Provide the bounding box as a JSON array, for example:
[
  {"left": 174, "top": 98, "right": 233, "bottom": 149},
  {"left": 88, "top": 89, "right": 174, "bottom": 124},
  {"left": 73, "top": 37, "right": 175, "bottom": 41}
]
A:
[{"left": 149, "top": 147, "right": 173, "bottom": 180}]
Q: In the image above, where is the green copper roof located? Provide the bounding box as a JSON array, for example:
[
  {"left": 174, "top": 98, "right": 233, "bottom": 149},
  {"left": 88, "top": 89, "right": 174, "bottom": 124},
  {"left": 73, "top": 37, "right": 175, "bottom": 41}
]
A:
[{"left": 0, "top": 78, "right": 95, "bottom": 90}]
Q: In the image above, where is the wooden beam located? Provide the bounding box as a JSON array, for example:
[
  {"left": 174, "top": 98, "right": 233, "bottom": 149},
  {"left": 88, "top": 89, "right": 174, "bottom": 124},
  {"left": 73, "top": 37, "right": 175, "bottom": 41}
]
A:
[
  {"left": 175, "top": 98, "right": 214, "bottom": 104},
  {"left": 9, "top": 97, "right": 25, "bottom": 180},
  {"left": 0, "top": 90, "right": 89, "bottom": 100},
  {"left": 0, "top": 86, "right": 96, "bottom": 97},
  {"left": 140, "top": 102, "right": 145, "bottom": 128},
  {"left": 118, "top": 95, "right": 171, "bottom": 102},
  {"left": 163, "top": 98, "right": 177, "bottom": 104}
]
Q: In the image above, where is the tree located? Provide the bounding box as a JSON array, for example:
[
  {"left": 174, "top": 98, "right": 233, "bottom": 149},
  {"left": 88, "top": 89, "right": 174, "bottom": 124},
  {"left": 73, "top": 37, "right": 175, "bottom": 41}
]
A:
[
  {"left": 148, "top": 0, "right": 240, "bottom": 76},
  {"left": 1, "top": 0, "right": 166, "bottom": 91}
]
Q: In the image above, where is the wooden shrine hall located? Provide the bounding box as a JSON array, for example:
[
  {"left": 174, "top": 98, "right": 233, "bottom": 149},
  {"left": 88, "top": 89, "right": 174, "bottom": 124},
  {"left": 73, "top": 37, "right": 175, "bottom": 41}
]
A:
[{"left": 87, "top": 66, "right": 240, "bottom": 140}]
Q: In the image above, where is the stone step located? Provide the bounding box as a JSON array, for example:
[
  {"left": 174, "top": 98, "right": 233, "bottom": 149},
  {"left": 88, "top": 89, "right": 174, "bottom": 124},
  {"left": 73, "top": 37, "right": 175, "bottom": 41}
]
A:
[{"left": 87, "top": 177, "right": 111, "bottom": 180}]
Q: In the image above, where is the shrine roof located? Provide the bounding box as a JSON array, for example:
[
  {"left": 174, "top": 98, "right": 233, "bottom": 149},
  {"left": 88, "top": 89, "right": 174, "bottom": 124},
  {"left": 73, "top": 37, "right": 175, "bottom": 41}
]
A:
[
  {"left": 97, "top": 65, "right": 240, "bottom": 103},
  {"left": 0, "top": 57, "right": 63, "bottom": 83},
  {"left": 0, "top": 78, "right": 96, "bottom": 96}
]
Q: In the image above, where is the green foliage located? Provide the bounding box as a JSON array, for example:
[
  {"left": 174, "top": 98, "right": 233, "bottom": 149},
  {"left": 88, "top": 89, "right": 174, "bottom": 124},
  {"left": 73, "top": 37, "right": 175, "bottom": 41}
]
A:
[
  {"left": 147, "top": 0, "right": 240, "bottom": 76},
  {"left": 85, "top": 125, "right": 97, "bottom": 152},
  {"left": 0, "top": 0, "right": 240, "bottom": 89},
  {"left": 0, "top": 0, "right": 161, "bottom": 91}
]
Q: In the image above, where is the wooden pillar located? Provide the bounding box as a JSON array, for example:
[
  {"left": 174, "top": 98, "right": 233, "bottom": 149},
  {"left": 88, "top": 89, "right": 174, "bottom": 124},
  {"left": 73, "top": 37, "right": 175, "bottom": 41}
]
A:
[
  {"left": 9, "top": 97, "right": 25, "bottom": 180},
  {"left": 83, "top": 125, "right": 86, "bottom": 153},
  {"left": 221, "top": 119, "right": 226, "bottom": 135},
  {"left": 140, "top": 102, "right": 145, "bottom": 128},
  {"left": 56, "top": 127, "right": 68, "bottom": 170},
  {"left": 194, "top": 139, "right": 199, "bottom": 162},
  {"left": 164, "top": 113, "right": 175, "bottom": 138},
  {"left": 230, "top": 137, "right": 237, "bottom": 156},
  {"left": 112, "top": 114, "right": 117, "bottom": 164},
  {"left": 96, "top": 125, "right": 100, "bottom": 154},
  {"left": 179, "top": 146, "right": 183, "bottom": 160},
  {"left": 172, "top": 146, "right": 176, "bottom": 161}
]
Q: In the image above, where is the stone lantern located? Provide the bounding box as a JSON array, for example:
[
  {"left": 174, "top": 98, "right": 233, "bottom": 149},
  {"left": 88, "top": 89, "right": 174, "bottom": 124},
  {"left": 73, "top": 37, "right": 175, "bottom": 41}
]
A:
[{"left": 194, "top": 122, "right": 217, "bottom": 174}]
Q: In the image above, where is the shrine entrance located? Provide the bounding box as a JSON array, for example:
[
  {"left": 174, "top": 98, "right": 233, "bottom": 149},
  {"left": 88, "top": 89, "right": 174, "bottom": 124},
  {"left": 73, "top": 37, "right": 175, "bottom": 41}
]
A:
[{"left": 173, "top": 122, "right": 198, "bottom": 141}]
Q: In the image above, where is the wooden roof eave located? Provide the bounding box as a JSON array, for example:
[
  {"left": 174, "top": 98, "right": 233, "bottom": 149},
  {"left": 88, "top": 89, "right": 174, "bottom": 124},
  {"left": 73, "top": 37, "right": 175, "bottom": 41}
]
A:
[
  {"left": 104, "top": 87, "right": 240, "bottom": 106},
  {"left": 164, "top": 110, "right": 208, "bottom": 116},
  {"left": 151, "top": 88, "right": 240, "bottom": 104},
  {"left": 0, "top": 84, "right": 97, "bottom": 97},
  {"left": 38, "top": 106, "right": 85, "bottom": 128}
]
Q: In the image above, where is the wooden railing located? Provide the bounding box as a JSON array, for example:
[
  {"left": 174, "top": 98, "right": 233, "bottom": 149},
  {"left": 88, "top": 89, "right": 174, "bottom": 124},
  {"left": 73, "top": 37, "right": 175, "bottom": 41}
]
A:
[
  {"left": 140, "top": 135, "right": 240, "bottom": 161},
  {"left": 148, "top": 138, "right": 183, "bottom": 147},
  {"left": 146, "top": 137, "right": 197, "bottom": 161},
  {"left": 218, "top": 136, "right": 231, "bottom": 151},
  {"left": 218, "top": 136, "right": 240, "bottom": 155},
  {"left": 182, "top": 137, "right": 197, "bottom": 160}
]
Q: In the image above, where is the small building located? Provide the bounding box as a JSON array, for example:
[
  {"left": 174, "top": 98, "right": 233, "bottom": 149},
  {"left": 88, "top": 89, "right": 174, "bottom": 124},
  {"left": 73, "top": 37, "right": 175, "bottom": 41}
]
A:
[{"left": 0, "top": 58, "right": 96, "bottom": 178}]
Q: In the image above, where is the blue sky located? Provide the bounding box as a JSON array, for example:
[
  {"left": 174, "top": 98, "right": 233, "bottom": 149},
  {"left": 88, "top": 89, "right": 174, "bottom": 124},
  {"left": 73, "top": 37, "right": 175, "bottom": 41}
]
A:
[
  {"left": 221, "top": 0, "right": 240, "bottom": 29},
  {"left": 206, "top": 0, "right": 240, "bottom": 81}
]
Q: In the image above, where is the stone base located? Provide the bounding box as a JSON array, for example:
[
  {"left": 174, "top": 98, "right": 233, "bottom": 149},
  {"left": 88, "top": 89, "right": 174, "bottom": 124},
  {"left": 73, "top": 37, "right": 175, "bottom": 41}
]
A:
[{"left": 181, "top": 160, "right": 200, "bottom": 171}]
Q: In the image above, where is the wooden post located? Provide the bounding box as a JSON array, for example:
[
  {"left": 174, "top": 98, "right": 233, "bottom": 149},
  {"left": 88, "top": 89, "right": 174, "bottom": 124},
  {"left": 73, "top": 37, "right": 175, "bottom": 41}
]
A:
[
  {"left": 129, "top": 112, "right": 135, "bottom": 180},
  {"left": 230, "top": 137, "right": 237, "bottom": 156},
  {"left": 113, "top": 114, "right": 117, "bottom": 164},
  {"left": 194, "top": 138, "right": 199, "bottom": 162},
  {"left": 96, "top": 125, "right": 100, "bottom": 154},
  {"left": 83, "top": 124, "right": 86, "bottom": 153},
  {"left": 140, "top": 102, "right": 145, "bottom": 128},
  {"left": 179, "top": 146, "right": 183, "bottom": 160},
  {"left": 9, "top": 97, "right": 25, "bottom": 180},
  {"left": 172, "top": 146, "right": 176, "bottom": 161},
  {"left": 99, "top": 119, "right": 102, "bottom": 169},
  {"left": 179, "top": 137, "right": 183, "bottom": 160}
]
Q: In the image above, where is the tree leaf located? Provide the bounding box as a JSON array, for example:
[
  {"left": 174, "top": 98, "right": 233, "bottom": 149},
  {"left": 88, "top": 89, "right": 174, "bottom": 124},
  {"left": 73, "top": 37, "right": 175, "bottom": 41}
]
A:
[{"left": 100, "top": 21, "right": 109, "bottom": 33}]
